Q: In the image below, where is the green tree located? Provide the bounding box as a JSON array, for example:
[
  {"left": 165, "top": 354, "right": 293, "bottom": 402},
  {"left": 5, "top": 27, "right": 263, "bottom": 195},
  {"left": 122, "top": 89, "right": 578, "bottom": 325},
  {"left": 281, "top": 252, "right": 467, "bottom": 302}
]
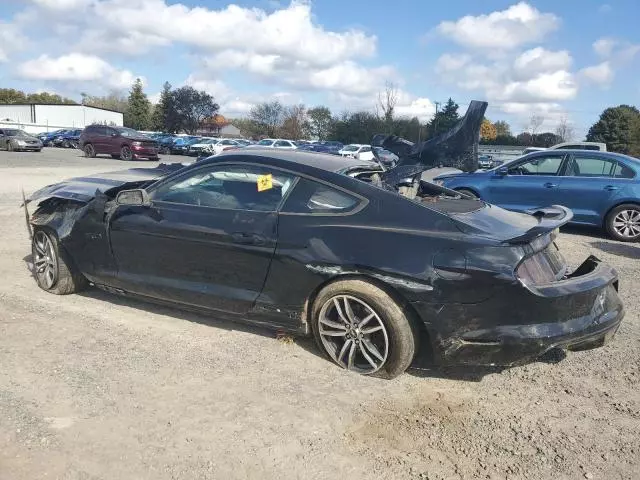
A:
[
  {"left": 82, "top": 90, "right": 127, "bottom": 112},
  {"left": 427, "top": 98, "right": 459, "bottom": 138},
  {"left": 150, "top": 81, "right": 175, "bottom": 132},
  {"left": 307, "top": 106, "right": 334, "bottom": 140},
  {"left": 170, "top": 86, "right": 219, "bottom": 134},
  {"left": 329, "top": 111, "right": 384, "bottom": 144},
  {"left": 26, "top": 92, "right": 76, "bottom": 104},
  {"left": 493, "top": 120, "right": 511, "bottom": 137},
  {"left": 0, "top": 88, "right": 27, "bottom": 103},
  {"left": 586, "top": 105, "right": 640, "bottom": 156},
  {"left": 124, "top": 78, "right": 151, "bottom": 130},
  {"left": 249, "top": 101, "right": 285, "bottom": 138},
  {"left": 230, "top": 118, "right": 262, "bottom": 139}
]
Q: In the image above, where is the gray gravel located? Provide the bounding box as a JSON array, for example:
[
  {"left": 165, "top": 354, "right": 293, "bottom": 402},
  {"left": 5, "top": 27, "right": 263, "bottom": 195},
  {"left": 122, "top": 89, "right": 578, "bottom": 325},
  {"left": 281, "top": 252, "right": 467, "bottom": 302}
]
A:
[{"left": 0, "top": 148, "right": 638, "bottom": 480}]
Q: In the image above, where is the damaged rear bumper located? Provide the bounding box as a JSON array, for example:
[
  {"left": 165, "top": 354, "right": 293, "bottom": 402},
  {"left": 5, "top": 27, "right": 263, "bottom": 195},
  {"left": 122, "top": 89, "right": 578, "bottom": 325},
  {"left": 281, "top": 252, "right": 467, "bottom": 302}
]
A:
[{"left": 413, "top": 256, "right": 624, "bottom": 366}]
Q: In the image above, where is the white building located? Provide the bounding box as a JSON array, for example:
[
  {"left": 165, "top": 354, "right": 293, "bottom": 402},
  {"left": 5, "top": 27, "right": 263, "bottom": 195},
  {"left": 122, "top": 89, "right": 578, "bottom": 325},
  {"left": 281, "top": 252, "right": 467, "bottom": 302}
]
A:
[{"left": 0, "top": 104, "right": 123, "bottom": 134}]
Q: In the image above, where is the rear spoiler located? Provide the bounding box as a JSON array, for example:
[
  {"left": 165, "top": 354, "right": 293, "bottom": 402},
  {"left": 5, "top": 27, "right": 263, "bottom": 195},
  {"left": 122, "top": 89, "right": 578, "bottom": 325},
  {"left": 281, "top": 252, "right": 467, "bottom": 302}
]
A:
[{"left": 506, "top": 205, "right": 574, "bottom": 244}]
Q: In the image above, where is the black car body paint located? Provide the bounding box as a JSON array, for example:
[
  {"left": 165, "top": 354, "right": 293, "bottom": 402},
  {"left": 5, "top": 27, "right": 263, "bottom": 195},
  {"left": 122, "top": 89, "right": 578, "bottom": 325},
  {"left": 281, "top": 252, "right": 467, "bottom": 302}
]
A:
[{"left": 23, "top": 103, "right": 624, "bottom": 368}]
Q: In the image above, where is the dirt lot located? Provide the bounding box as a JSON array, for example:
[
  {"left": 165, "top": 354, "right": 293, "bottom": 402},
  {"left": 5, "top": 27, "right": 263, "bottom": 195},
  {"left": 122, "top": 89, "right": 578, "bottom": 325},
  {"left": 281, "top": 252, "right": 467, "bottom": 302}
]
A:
[{"left": 0, "top": 148, "right": 638, "bottom": 480}]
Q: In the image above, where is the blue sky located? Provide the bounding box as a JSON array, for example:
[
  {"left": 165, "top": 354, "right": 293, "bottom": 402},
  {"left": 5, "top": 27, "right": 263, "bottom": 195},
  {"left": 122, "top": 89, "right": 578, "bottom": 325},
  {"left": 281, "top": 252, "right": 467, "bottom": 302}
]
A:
[{"left": 1, "top": 0, "right": 638, "bottom": 138}]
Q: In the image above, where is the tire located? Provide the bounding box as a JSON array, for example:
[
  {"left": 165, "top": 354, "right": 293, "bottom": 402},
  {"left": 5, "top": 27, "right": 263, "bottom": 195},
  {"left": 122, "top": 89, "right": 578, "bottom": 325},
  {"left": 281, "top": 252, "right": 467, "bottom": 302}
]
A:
[
  {"left": 605, "top": 204, "right": 640, "bottom": 242},
  {"left": 83, "top": 143, "right": 96, "bottom": 158},
  {"left": 62, "top": 139, "right": 70, "bottom": 148},
  {"left": 121, "top": 145, "right": 133, "bottom": 161},
  {"left": 32, "top": 229, "right": 87, "bottom": 295},
  {"left": 111, "top": 154, "right": 121, "bottom": 159},
  {"left": 456, "top": 188, "right": 479, "bottom": 199},
  {"left": 311, "top": 279, "right": 419, "bottom": 379},
  {"left": 36, "top": 149, "right": 42, "bottom": 153}
]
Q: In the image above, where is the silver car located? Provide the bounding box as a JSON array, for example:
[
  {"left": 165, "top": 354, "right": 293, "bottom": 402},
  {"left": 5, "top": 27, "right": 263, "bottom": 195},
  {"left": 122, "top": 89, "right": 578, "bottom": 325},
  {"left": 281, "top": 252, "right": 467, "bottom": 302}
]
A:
[{"left": 0, "top": 128, "right": 43, "bottom": 152}]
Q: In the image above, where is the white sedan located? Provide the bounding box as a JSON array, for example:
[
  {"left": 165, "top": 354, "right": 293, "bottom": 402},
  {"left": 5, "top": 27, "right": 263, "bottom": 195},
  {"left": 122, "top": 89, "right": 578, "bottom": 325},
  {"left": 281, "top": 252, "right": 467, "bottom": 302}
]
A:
[
  {"left": 338, "top": 144, "right": 375, "bottom": 161},
  {"left": 249, "top": 138, "right": 298, "bottom": 150},
  {"left": 209, "top": 138, "right": 244, "bottom": 155}
]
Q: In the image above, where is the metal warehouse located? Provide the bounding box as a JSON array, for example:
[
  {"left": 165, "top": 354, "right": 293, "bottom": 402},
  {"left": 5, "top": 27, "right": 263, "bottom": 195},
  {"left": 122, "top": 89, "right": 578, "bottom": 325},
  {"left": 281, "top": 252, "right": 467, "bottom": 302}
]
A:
[{"left": 0, "top": 104, "right": 123, "bottom": 134}]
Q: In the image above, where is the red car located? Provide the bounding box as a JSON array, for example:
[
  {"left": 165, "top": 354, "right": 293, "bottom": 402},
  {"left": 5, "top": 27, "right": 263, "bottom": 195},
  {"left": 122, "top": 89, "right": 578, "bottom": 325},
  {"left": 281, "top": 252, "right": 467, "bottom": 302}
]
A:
[{"left": 79, "top": 125, "right": 159, "bottom": 161}]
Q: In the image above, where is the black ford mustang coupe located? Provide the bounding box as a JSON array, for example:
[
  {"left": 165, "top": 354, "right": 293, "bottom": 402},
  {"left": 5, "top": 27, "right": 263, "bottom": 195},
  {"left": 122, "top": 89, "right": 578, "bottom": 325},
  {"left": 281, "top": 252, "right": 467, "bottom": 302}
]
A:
[{"left": 24, "top": 104, "right": 624, "bottom": 379}]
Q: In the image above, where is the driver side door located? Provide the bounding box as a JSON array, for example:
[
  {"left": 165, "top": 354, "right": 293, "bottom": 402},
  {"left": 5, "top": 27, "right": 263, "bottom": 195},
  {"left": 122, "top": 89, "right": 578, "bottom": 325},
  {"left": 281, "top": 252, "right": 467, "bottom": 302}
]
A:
[
  {"left": 108, "top": 163, "right": 296, "bottom": 315},
  {"left": 487, "top": 153, "right": 569, "bottom": 211}
]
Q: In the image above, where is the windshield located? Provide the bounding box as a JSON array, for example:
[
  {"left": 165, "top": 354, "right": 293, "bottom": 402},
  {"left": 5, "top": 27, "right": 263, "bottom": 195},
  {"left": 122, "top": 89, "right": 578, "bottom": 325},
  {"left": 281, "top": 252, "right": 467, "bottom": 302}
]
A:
[
  {"left": 257, "top": 139, "right": 274, "bottom": 146},
  {"left": 342, "top": 145, "right": 359, "bottom": 152},
  {"left": 3, "top": 129, "right": 27, "bottom": 137},
  {"left": 115, "top": 127, "right": 143, "bottom": 138}
]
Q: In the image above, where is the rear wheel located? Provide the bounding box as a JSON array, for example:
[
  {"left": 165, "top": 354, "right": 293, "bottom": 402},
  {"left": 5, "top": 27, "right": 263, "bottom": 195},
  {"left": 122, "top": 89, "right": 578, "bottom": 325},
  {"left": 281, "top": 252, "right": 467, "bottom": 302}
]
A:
[
  {"left": 456, "top": 188, "right": 479, "bottom": 199},
  {"left": 32, "top": 230, "right": 87, "bottom": 295},
  {"left": 121, "top": 145, "right": 133, "bottom": 161},
  {"left": 311, "top": 279, "right": 418, "bottom": 379},
  {"left": 606, "top": 204, "right": 640, "bottom": 241},
  {"left": 84, "top": 143, "right": 95, "bottom": 158}
]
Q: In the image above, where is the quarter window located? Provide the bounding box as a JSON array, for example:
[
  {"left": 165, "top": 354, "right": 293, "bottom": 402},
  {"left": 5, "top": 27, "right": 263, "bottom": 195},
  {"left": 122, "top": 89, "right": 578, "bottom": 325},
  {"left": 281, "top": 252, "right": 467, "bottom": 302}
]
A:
[
  {"left": 152, "top": 165, "right": 295, "bottom": 211},
  {"left": 566, "top": 156, "right": 615, "bottom": 177},
  {"left": 509, "top": 155, "right": 563, "bottom": 175},
  {"left": 282, "top": 178, "right": 359, "bottom": 214},
  {"left": 275, "top": 140, "right": 292, "bottom": 147},
  {"left": 612, "top": 162, "right": 635, "bottom": 179}
]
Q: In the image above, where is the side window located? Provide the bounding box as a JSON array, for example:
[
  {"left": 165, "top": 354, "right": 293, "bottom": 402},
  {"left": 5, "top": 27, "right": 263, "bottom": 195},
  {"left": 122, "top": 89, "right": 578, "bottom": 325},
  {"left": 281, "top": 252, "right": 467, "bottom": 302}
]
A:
[
  {"left": 612, "top": 162, "right": 635, "bottom": 179},
  {"left": 274, "top": 140, "right": 290, "bottom": 147},
  {"left": 566, "top": 156, "right": 615, "bottom": 177},
  {"left": 360, "top": 146, "right": 371, "bottom": 153},
  {"left": 151, "top": 165, "right": 295, "bottom": 211},
  {"left": 282, "top": 178, "right": 360, "bottom": 214},
  {"left": 509, "top": 155, "right": 563, "bottom": 175}
]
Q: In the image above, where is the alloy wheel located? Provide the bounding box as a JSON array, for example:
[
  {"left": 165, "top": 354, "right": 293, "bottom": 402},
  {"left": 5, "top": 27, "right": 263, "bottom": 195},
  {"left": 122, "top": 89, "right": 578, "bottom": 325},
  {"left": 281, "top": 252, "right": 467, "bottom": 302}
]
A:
[
  {"left": 613, "top": 209, "right": 640, "bottom": 239},
  {"left": 84, "top": 144, "right": 94, "bottom": 157},
  {"left": 121, "top": 146, "right": 133, "bottom": 161},
  {"left": 318, "top": 295, "right": 389, "bottom": 374},
  {"left": 33, "top": 231, "right": 58, "bottom": 289}
]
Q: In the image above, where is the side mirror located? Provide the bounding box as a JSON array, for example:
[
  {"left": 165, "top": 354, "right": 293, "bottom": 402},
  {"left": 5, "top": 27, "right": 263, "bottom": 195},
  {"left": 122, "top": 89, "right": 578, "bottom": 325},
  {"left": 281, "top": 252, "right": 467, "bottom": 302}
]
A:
[
  {"left": 116, "top": 189, "right": 150, "bottom": 206},
  {"left": 496, "top": 167, "right": 508, "bottom": 176}
]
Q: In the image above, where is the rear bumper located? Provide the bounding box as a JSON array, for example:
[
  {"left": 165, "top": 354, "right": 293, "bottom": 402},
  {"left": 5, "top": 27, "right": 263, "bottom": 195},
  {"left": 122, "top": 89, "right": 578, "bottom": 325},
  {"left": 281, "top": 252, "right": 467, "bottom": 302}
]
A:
[
  {"left": 413, "top": 256, "right": 624, "bottom": 366},
  {"left": 131, "top": 146, "right": 159, "bottom": 159}
]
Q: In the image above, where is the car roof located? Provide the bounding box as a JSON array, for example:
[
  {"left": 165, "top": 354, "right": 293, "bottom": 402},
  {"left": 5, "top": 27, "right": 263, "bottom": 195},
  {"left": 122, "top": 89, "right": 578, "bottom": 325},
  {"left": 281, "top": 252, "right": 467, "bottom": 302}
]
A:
[
  {"left": 204, "top": 148, "right": 374, "bottom": 173},
  {"left": 505, "top": 149, "right": 640, "bottom": 167}
]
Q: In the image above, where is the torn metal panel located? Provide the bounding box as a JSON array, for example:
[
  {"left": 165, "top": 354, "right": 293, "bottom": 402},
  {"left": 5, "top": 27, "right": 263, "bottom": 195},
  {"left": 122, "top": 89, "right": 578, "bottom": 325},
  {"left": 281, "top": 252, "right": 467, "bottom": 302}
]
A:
[{"left": 372, "top": 100, "right": 488, "bottom": 187}]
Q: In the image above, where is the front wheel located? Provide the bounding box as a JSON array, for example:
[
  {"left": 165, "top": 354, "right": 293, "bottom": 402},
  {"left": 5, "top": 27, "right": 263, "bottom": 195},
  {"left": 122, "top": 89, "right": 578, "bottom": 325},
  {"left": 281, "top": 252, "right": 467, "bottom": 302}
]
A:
[
  {"left": 311, "top": 279, "right": 418, "bottom": 379},
  {"left": 606, "top": 204, "right": 640, "bottom": 241},
  {"left": 32, "top": 230, "right": 87, "bottom": 295},
  {"left": 83, "top": 144, "right": 96, "bottom": 158}
]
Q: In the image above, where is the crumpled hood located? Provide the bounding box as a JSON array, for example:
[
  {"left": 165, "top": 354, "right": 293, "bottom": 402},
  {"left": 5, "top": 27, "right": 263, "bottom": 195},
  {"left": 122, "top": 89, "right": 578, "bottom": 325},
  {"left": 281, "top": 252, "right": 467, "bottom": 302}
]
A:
[
  {"left": 26, "top": 163, "right": 185, "bottom": 205},
  {"left": 372, "top": 100, "right": 488, "bottom": 187}
]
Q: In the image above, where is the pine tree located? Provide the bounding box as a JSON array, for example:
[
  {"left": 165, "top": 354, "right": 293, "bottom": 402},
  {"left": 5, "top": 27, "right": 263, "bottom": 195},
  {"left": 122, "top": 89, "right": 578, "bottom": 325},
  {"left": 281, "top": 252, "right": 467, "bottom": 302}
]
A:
[
  {"left": 124, "top": 78, "right": 151, "bottom": 130},
  {"left": 151, "top": 81, "right": 172, "bottom": 132}
]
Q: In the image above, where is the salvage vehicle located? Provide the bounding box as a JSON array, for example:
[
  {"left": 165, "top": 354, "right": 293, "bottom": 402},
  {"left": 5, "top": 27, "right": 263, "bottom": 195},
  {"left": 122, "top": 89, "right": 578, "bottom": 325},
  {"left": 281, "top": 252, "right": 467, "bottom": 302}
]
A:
[{"left": 23, "top": 101, "right": 624, "bottom": 379}]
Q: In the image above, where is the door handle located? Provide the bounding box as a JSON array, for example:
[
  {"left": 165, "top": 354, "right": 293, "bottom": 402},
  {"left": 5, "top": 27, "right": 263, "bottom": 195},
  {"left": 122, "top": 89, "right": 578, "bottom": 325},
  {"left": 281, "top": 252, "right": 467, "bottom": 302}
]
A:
[
  {"left": 604, "top": 185, "right": 619, "bottom": 191},
  {"left": 231, "top": 232, "right": 266, "bottom": 245},
  {"left": 543, "top": 182, "right": 557, "bottom": 188}
]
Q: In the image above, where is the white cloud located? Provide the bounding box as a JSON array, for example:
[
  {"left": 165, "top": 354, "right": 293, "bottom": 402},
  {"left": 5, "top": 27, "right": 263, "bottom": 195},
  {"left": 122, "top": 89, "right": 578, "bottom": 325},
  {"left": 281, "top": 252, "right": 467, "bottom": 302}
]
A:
[
  {"left": 435, "top": 2, "right": 560, "bottom": 51},
  {"left": 43, "top": 0, "right": 377, "bottom": 67},
  {"left": 593, "top": 37, "right": 617, "bottom": 57},
  {"left": 395, "top": 91, "right": 436, "bottom": 122},
  {"left": 16, "top": 53, "right": 140, "bottom": 89},
  {"left": 0, "top": 23, "right": 27, "bottom": 62},
  {"left": 434, "top": 53, "right": 471, "bottom": 74},
  {"left": 30, "top": 0, "right": 93, "bottom": 9},
  {"left": 579, "top": 61, "right": 614, "bottom": 87},
  {"left": 512, "top": 47, "right": 572, "bottom": 79}
]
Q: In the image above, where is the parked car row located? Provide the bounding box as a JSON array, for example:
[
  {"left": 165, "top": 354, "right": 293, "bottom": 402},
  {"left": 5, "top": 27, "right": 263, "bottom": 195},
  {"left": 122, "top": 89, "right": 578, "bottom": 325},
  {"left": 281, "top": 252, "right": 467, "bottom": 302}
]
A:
[{"left": 38, "top": 129, "right": 84, "bottom": 148}]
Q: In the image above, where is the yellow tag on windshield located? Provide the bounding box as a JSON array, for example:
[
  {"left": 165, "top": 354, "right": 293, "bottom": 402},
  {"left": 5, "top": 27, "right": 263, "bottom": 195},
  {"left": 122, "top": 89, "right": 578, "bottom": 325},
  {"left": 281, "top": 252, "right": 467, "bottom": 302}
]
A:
[{"left": 257, "top": 174, "right": 273, "bottom": 192}]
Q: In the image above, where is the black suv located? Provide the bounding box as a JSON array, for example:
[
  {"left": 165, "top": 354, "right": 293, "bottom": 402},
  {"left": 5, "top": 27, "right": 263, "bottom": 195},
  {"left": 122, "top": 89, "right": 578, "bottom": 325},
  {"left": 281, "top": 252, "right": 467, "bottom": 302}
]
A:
[{"left": 79, "top": 125, "right": 159, "bottom": 161}]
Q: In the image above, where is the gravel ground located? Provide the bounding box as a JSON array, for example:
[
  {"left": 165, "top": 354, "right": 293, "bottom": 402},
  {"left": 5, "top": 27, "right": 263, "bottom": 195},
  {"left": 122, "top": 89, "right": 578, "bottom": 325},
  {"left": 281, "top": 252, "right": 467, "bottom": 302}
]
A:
[{"left": 0, "top": 148, "right": 638, "bottom": 480}]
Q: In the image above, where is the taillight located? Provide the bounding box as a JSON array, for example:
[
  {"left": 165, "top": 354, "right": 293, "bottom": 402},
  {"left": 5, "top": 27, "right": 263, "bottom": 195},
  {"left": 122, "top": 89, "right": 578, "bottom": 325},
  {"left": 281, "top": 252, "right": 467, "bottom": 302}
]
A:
[{"left": 516, "top": 244, "right": 567, "bottom": 285}]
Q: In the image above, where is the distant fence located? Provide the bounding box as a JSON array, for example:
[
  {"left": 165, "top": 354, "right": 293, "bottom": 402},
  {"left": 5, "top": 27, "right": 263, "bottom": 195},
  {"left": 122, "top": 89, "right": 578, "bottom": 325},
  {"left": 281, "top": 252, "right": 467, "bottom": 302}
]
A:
[{"left": 478, "top": 144, "right": 527, "bottom": 162}]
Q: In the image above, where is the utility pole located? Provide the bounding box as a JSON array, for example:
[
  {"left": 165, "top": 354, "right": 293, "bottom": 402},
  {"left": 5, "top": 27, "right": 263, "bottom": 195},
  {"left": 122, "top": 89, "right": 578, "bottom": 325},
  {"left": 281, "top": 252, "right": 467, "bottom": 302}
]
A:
[{"left": 434, "top": 101, "right": 441, "bottom": 136}]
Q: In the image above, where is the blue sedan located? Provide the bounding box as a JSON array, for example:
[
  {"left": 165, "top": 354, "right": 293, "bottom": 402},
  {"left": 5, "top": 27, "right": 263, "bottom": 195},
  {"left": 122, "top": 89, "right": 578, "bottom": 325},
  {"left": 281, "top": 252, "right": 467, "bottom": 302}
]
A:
[{"left": 435, "top": 150, "right": 640, "bottom": 241}]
